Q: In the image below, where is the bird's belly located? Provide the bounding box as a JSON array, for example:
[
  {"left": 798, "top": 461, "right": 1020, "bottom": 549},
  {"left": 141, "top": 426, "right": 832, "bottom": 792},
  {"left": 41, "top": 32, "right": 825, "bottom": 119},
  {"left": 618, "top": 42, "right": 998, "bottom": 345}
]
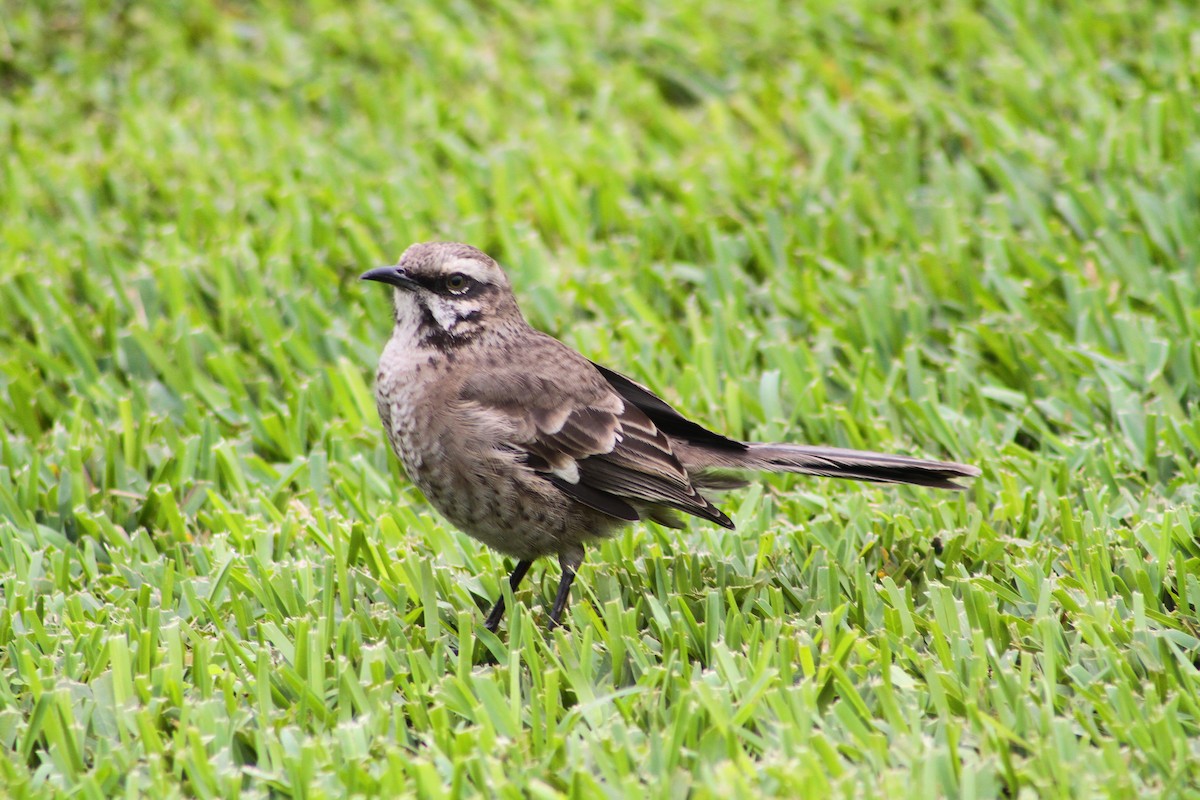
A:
[
  {"left": 374, "top": 344, "right": 622, "bottom": 560},
  {"left": 393, "top": 435, "right": 617, "bottom": 560},
  {"left": 410, "top": 451, "right": 582, "bottom": 560}
]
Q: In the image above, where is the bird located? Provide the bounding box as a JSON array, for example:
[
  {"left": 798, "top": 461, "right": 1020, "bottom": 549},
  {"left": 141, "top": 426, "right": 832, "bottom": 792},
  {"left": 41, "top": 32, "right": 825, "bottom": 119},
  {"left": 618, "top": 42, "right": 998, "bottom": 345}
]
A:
[{"left": 362, "top": 242, "right": 980, "bottom": 632}]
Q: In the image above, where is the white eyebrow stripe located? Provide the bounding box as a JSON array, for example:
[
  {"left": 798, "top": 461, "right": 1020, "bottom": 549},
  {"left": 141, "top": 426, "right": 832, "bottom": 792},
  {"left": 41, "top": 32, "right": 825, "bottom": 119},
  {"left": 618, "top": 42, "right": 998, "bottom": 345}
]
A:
[{"left": 443, "top": 258, "right": 495, "bottom": 283}]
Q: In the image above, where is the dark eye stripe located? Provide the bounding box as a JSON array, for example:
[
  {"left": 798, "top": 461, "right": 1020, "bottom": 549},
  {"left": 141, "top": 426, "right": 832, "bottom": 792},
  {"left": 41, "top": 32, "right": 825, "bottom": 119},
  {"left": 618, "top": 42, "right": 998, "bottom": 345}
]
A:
[
  {"left": 409, "top": 272, "right": 491, "bottom": 296},
  {"left": 444, "top": 275, "right": 490, "bottom": 296},
  {"left": 408, "top": 274, "right": 442, "bottom": 293}
]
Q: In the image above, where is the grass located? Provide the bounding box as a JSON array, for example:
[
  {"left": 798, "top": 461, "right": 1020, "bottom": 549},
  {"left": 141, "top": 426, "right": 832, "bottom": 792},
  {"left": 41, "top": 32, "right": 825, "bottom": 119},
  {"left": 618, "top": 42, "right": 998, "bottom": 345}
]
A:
[{"left": 1, "top": 0, "right": 1199, "bottom": 796}]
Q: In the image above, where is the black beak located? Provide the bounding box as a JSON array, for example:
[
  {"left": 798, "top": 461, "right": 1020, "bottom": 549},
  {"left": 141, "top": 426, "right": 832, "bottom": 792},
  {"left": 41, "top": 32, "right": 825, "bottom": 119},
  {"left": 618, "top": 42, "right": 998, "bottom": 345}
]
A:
[{"left": 360, "top": 265, "right": 421, "bottom": 291}]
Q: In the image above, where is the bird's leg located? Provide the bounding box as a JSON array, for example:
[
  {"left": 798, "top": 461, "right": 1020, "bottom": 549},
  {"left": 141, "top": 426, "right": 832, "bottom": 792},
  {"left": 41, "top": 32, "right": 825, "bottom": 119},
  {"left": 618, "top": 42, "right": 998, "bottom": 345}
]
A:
[
  {"left": 548, "top": 547, "right": 584, "bottom": 629},
  {"left": 484, "top": 559, "right": 533, "bottom": 632},
  {"left": 548, "top": 570, "right": 575, "bottom": 629}
]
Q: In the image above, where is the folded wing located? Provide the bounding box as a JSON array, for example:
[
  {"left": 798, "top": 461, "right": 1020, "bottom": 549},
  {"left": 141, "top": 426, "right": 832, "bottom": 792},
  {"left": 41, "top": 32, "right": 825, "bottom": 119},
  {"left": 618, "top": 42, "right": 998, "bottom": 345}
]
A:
[{"left": 457, "top": 354, "right": 734, "bottom": 529}]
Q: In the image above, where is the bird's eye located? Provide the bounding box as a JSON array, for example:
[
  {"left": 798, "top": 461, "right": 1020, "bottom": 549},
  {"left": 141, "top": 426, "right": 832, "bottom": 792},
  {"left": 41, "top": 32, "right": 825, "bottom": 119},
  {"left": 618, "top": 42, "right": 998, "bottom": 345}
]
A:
[{"left": 444, "top": 273, "right": 469, "bottom": 293}]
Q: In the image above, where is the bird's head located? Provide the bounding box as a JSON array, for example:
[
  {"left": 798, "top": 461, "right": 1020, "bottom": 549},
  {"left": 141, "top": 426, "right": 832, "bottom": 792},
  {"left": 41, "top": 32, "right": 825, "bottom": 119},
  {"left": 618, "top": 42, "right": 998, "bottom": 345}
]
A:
[{"left": 361, "top": 242, "right": 522, "bottom": 348}]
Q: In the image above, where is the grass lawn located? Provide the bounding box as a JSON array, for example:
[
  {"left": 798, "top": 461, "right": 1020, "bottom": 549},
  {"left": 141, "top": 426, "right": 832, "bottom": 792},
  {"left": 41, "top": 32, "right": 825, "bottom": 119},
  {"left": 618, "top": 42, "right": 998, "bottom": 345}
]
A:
[{"left": 2, "top": 0, "right": 1199, "bottom": 796}]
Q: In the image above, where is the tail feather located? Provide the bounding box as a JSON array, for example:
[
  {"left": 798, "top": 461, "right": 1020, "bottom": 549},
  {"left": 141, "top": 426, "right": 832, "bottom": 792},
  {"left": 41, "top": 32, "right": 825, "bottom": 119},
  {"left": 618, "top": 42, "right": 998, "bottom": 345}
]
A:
[
  {"left": 594, "top": 364, "right": 979, "bottom": 491},
  {"left": 679, "top": 442, "right": 980, "bottom": 491},
  {"left": 739, "top": 443, "right": 980, "bottom": 490}
]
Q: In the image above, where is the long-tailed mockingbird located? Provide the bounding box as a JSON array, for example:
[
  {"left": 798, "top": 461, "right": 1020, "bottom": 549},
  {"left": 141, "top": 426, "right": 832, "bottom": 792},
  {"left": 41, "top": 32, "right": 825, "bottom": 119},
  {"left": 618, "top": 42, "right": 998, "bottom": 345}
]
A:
[{"left": 362, "top": 242, "right": 979, "bottom": 631}]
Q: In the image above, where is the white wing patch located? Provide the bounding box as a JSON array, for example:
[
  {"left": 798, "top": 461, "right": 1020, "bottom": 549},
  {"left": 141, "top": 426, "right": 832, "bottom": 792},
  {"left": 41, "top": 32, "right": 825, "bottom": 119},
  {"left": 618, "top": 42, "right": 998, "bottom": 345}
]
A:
[{"left": 551, "top": 460, "right": 581, "bottom": 484}]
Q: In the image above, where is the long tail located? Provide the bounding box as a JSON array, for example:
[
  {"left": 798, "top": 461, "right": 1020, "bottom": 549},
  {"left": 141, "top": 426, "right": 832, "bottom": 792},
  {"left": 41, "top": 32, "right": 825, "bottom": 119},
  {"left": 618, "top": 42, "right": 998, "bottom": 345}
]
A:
[
  {"left": 684, "top": 442, "right": 980, "bottom": 491},
  {"left": 594, "top": 364, "right": 980, "bottom": 491},
  {"left": 739, "top": 443, "right": 979, "bottom": 490}
]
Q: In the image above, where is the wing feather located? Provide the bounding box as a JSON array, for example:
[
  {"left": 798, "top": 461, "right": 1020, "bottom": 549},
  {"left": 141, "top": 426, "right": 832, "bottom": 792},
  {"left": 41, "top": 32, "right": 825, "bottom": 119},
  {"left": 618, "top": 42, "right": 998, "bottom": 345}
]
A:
[{"left": 457, "top": 352, "right": 733, "bottom": 529}]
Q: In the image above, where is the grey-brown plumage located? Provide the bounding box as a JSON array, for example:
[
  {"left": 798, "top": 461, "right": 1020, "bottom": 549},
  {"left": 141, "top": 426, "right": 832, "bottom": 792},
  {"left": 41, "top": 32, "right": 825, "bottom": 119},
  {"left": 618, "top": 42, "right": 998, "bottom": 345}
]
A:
[{"left": 363, "top": 242, "right": 980, "bottom": 631}]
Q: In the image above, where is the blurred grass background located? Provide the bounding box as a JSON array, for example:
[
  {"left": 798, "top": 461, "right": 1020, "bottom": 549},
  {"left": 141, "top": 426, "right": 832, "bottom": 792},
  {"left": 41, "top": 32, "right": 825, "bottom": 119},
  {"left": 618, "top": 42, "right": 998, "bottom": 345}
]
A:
[{"left": 1, "top": 0, "right": 1199, "bottom": 796}]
